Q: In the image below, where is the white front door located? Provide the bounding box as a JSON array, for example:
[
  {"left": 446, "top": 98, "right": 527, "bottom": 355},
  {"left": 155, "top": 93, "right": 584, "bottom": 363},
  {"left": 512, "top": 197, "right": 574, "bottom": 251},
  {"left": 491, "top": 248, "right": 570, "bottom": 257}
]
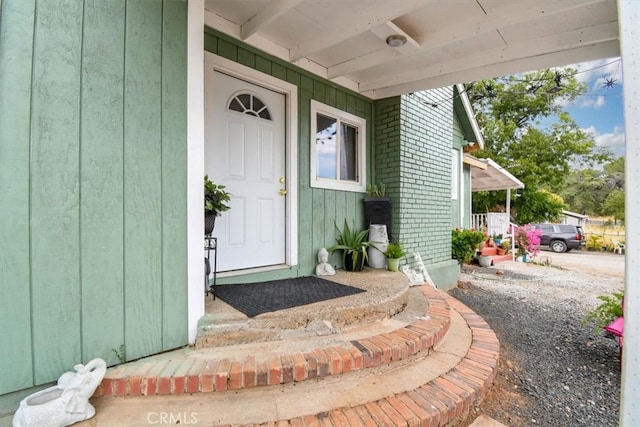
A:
[{"left": 205, "top": 70, "right": 287, "bottom": 271}]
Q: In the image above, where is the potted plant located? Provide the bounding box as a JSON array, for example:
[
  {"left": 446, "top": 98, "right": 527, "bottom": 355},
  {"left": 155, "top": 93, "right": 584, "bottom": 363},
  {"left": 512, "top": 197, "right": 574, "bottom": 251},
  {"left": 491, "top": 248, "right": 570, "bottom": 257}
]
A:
[
  {"left": 384, "top": 242, "right": 405, "bottom": 272},
  {"left": 451, "top": 228, "right": 485, "bottom": 268},
  {"left": 204, "top": 175, "right": 231, "bottom": 235},
  {"left": 328, "top": 220, "right": 375, "bottom": 272},
  {"left": 497, "top": 239, "right": 510, "bottom": 255},
  {"left": 363, "top": 183, "right": 392, "bottom": 240}
]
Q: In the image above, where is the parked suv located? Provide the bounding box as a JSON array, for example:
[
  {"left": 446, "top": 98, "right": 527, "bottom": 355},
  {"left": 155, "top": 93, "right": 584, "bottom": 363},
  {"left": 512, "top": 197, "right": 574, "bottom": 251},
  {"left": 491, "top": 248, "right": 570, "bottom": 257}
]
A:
[{"left": 532, "top": 223, "right": 586, "bottom": 253}]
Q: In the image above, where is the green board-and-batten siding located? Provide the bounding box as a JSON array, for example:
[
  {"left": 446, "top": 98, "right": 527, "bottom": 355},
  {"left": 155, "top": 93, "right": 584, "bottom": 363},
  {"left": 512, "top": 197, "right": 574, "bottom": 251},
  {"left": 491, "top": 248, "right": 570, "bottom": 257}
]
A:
[
  {"left": 204, "top": 28, "right": 375, "bottom": 280},
  {"left": 0, "top": 0, "right": 188, "bottom": 396}
]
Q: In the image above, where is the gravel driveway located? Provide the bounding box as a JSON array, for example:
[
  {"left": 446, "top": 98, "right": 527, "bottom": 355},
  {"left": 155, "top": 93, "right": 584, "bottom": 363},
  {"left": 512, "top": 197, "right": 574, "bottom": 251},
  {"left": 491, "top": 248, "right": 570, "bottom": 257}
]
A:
[{"left": 449, "top": 251, "right": 625, "bottom": 426}]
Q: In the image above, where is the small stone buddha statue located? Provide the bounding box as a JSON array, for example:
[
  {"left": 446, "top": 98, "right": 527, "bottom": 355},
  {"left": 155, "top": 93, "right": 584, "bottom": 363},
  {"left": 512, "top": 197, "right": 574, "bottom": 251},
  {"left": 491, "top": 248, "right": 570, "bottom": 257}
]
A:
[{"left": 315, "top": 248, "right": 336, "bottom": 276}]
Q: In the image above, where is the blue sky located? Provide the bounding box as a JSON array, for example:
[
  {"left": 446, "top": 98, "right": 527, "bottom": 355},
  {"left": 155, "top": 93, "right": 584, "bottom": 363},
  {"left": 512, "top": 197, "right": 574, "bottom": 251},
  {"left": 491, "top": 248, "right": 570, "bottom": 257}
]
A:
[{"left": 562, "top": 57, "right": 625, "bottom": 158}]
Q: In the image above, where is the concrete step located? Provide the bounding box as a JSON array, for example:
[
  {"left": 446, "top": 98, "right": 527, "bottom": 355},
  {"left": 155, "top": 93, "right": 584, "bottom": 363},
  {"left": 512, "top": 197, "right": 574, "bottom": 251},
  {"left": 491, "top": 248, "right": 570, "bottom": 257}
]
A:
[
  {"left": 81, "top": 294, "right": 499, "bottom": 426},
  {"left": 196, "top": 270, "right": 411, "bottom": 349},
  {"left": 491, "top": 254, "right": 513, "bottom": 264},
  {"left": 96, "top": 286, "right": 450, "bottom": 397}
]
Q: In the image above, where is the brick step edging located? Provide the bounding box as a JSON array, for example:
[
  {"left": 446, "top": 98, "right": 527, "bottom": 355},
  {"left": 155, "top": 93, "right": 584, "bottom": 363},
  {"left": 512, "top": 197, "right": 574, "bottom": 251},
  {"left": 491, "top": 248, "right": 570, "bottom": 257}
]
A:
[
  {"left": 242, "top": 294, "right": 499, "bottom": 427},
  {"left": 96, "top": 286, "right": 450, "bottom": 397}
]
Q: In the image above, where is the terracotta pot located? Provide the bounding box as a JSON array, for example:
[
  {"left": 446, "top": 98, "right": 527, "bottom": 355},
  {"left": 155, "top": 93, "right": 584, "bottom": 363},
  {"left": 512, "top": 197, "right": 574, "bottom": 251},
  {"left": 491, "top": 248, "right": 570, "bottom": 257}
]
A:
[{"left": 497, "top": 248, "right": 506, "bottom": 255}]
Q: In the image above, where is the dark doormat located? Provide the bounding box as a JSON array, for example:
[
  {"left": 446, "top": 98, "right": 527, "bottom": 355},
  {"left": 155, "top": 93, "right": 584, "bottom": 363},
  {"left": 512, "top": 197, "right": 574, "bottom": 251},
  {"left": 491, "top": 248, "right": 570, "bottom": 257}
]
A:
[{"left": 214, "top": 276, "right": 366, "bottom": 318}]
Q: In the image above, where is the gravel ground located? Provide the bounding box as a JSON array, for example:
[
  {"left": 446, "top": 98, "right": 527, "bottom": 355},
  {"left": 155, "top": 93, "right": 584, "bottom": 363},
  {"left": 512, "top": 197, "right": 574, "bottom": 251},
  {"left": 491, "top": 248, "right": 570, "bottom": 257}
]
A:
[{"left": 449, "top": 251, "right": 625, "bottom": 426}]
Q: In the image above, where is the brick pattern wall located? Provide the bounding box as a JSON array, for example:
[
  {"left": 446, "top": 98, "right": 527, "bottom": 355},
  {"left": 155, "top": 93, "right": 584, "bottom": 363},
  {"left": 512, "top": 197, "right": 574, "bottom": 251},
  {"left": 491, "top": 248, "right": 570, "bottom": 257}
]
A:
[
  {"left": 373, "top": 89, "right": 456, "bottom": 273},
  {"left": 399, "top": 89, "right": 454, "bottom": 268},
  {"left": 373, "top": 97, "right": 402, "bottom": 240}
]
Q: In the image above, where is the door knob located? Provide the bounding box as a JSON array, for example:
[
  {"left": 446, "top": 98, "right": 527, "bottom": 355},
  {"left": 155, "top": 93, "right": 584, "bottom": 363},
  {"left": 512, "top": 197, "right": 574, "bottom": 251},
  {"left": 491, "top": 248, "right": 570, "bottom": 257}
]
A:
[
  {"left": 279, "top": 177, "right": 285, "bottom": 183},
  {"left": 279, "top": 188, "right": 287, "bottom": 196}
]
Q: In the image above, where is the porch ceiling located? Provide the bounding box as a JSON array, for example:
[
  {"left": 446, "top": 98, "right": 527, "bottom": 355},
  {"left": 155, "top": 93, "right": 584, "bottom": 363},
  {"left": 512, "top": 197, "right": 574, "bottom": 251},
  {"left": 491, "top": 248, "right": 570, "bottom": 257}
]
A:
[
  {"left": 204, "top": 0, "right": 619, "bottom": 99},
  {"left": 468, "top": 156, "right": 525, "bottom": 192}
]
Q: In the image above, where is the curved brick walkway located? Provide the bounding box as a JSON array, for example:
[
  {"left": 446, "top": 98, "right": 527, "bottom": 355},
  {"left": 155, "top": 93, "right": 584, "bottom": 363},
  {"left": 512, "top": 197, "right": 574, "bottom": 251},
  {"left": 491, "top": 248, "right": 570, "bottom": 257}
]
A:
[
  {"left": 227, "top": 294, "right": 499, "bottom": 427},
  {"left": 97, "top": 286, "right": 451, "bottom": 397},
  {"left": 90, "top": 286, "right": 499, "bottom": 426}
]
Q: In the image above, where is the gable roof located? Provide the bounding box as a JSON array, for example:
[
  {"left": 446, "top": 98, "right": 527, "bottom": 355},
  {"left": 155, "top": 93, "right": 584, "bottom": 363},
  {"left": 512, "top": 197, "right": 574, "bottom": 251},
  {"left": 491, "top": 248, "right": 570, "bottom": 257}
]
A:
[{"left": 454, "top": 84, "right": 484, "bottom": 149}]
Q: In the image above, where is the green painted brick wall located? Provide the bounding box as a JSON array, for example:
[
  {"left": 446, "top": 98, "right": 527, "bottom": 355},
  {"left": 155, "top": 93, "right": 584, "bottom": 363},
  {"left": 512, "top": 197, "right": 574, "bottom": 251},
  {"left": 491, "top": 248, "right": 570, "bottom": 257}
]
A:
[
  {"left": 374, "top": 89, "right": 459, "bottom": 287},
  {"left": 373, "top": 97, "right": 402, "bottom": 240},
  {"left": 400, "top": 89, "right": 455, "bottom": 266}
]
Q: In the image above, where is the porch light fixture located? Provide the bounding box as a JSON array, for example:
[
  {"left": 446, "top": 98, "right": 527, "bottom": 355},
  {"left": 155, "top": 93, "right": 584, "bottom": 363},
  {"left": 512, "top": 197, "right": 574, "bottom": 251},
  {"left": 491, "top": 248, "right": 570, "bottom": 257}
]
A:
[{"left": 386, "top": 34, "right": 407, "bottom": 47}]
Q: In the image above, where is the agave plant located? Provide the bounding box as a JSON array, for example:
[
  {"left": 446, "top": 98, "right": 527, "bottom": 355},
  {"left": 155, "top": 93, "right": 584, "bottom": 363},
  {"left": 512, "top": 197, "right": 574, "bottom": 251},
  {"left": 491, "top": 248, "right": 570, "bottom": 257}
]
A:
[{"left": 328, "top": 220, "right": 375, "bottom": 271}]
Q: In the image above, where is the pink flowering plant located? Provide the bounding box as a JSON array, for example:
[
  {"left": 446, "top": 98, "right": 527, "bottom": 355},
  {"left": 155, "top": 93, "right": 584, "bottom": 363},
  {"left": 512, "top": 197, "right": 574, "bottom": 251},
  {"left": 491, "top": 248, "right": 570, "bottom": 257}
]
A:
[{"left": 514, "top": 224, "right": 542, "bottom": 257}]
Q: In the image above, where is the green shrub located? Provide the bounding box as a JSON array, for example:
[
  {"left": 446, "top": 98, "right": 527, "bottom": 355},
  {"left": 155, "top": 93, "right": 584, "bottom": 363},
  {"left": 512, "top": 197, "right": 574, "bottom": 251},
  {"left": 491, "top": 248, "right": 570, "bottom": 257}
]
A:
[
  {"left": 451, "top": 229, "right": 484, "bottom": 266},
  {"left": 582, "top": 291, "right": 624, "bottom": 335},
  {"left": 586, "top": 234, "right": 602, "bottom": 250}
]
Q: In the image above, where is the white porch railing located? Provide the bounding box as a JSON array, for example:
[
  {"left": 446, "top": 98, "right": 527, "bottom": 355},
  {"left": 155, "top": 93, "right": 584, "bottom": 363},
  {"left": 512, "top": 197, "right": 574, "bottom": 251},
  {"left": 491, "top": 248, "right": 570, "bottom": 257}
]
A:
[
  {"left": 471, "top": 213, "right": 486, "bottom": 231},
  {"left": 471, "top": 213, "right": 518, "bottom": 261}
]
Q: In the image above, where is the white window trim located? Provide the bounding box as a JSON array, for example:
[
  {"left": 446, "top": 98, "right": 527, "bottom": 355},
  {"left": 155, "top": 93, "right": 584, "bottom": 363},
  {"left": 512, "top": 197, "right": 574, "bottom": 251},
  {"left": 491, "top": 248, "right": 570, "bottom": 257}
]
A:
[
  {"left": 310, "top": 100, "right": 366, "bottom": 192},
  {"left": 451, "top": 149, "right": 459, "bottom": 200}
]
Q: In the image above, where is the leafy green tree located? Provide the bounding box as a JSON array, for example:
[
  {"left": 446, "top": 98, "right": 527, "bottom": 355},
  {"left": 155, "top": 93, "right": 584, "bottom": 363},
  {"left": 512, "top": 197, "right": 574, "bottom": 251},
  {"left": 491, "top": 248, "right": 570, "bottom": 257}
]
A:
[
  {"left": 603, "top": 189, "right": 625, "bottom": 223},
  {"left": 560, "top": 169, "right": 607, "bottom": 215},
  {"left": 467, "top": 70, "right": 612, "bottom": 223},
  {"left": 604, "top": 156, "right": 624, "bottom": 176},
  {"left": 512, "top": 188, "right": 566, "bottom": 224},
  {"left": 560, "top": 157, "right": 624, "bottom": 216}
]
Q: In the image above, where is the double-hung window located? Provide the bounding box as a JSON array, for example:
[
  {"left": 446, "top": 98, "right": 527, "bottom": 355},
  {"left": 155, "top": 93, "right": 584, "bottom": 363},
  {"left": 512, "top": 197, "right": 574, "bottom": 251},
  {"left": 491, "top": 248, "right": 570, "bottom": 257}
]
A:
[{"left": 310, "top": 100, "right": 366, "bottom": 192}]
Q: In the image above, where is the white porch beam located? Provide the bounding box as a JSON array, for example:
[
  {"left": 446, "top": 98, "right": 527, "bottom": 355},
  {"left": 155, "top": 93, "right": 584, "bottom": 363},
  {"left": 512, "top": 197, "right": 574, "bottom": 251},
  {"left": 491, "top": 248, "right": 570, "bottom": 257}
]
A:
[
  {"left": 328, "top": 0, "right": 605, "bottom": 79},
  {"left": 360, "top": 21, "right": 619, "bottom": 93},
  {"left": 366, "top": 39, "right": 619, "bottom": 99},
  {"left": 203, "top": 9, "right": 360, "bottom": 93},
  {"left": 187, "top": 0, "right": 205, "bottom": 344},
  {"left": 327, "top": 21, "right": 419, "bottom": 79},
  {"left": 618, "top": 1, "right": 640, "bottom": 425},
  {"left": 289, "top": 0, "right": 427, "bottom": 62},
  {"left": 240, "top": 0, "right": 303, "bottom": 40}
]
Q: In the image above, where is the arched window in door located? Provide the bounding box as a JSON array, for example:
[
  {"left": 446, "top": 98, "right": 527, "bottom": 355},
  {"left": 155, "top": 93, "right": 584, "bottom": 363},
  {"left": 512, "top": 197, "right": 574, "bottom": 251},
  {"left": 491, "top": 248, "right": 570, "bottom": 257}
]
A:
[{"left": 227, "top": 93, "right": 272, "bottom": 120}]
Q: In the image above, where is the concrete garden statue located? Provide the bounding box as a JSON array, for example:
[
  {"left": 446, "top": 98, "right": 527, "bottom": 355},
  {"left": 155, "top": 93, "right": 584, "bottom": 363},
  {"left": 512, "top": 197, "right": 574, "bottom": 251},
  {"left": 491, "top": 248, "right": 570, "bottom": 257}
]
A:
[
  {"left": 13, "top": 358, "right": 107, "bottom": 427},
  {"left": 315, "top": 248, "right": 335, "bottom": 276}
]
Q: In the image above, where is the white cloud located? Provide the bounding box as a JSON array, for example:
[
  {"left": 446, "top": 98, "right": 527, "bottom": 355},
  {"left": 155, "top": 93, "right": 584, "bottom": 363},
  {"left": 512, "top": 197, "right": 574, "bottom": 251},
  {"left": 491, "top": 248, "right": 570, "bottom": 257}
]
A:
[
  {"left": 580, "top": 95, "right": 606, "bottom": 109},
  {"left": 583, "top": 125, "right": 626, "bottom": 156}
]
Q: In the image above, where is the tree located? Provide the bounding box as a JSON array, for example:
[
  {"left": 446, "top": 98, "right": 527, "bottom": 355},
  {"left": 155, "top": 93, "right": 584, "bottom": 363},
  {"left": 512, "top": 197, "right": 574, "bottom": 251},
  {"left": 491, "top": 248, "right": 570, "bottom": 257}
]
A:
[
  {"left": 559, "top": 156, "right": 624, "bottom": 216},
  {"left": 603, "top": 189, "right": 625, "bottom": 223},
  {"left": 559, "top": 169, "right": 607, "bottom": 215},
  {"left": 513, "top": 188, "right": 566, "bottom": 224},
  {"left": 467, "top": 70, "right": 612, "bottom": 223}
]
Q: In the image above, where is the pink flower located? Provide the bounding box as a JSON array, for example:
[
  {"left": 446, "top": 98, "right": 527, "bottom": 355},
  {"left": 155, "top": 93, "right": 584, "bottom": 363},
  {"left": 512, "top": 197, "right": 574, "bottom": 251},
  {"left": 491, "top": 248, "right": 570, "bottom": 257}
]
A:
[{"left": 515, "top": 224, "right": 542, "bottom": 256}]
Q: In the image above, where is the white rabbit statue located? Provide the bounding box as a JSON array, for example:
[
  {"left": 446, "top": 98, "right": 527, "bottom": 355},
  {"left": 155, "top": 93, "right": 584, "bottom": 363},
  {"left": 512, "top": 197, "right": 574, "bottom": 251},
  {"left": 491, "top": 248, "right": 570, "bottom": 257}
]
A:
[{"left": 13, "top": 358, "right": 107, "bottom": 427}]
